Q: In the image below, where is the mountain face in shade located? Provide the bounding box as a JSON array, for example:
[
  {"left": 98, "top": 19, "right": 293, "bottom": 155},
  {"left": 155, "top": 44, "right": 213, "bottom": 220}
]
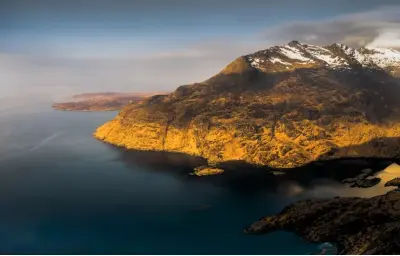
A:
[{"left": 94, "top": 41, "right": 400, "bottom": 168}]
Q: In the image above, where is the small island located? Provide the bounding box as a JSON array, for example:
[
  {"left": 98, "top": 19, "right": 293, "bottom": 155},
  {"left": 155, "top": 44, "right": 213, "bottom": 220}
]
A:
[
  {"left": 52, "top": 92, "right": 167, "bottom": 112},
  {"left": 191, "top": 165, "right": 224, "bottom": 176}
]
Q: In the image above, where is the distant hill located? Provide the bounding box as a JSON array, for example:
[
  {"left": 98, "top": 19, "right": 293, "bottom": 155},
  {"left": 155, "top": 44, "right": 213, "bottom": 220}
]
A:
[
  {"left": 95, "top": 41, "right": 400, "bottom": 168},
  {"left": 52, "top": 92, "right": 167, "bottom": 112}
]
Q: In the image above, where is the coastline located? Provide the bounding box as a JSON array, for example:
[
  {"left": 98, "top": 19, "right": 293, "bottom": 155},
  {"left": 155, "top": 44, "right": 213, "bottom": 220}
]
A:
[
  {"left": 53, "top": 107, "right": 120, "bottom": 112},
  {"left": 94, "top": 121, "right": 400, "bottom": 254},
  {"left": 95, "top": 135, "right": 397, "bottom": 171},
  {"left": 244, "top": 163, "right": 400, "bottom": 254},
  {"left": 100, "top": 139, "right": 400, "bottom": 253},
  {"left": 95, "top": 136, "right": 398, "bottom": 182}
]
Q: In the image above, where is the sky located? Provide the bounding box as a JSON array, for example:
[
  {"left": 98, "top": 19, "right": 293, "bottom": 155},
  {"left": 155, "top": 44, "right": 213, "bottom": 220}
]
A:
[{"left": 1, "top": 0, "right": 400, "bottom": 101}]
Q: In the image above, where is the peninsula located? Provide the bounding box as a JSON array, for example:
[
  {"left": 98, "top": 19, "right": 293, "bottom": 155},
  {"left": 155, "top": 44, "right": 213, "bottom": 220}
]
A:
[{"left": 53, "top": 92, "right": 167, "bottom": 112}]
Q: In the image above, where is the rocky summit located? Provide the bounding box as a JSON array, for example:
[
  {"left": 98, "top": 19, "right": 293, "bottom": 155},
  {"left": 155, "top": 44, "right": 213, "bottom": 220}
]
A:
[{"left": 94, "top": 41, "right": 400, "bottom": 168}]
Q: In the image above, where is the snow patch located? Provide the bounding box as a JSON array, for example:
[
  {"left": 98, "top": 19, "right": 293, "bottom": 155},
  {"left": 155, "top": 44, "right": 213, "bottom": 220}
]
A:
[
  {"left": 269, "top": 57, "right": 292, "bottom": 65},
  {"left": 303, "top": 44, "right": 348, "bottom": 68},
  {"left": 364, "top": 47, "right": 400, "bottom": 68},
  {"left": 247, "top": 56, "right": 261, "bottom": 68},
  {"left": 250, "top": 57, "right": 261, "bottom": 68},
  {"left": 314, "top": 54, "right": 344, "bottom": 67},
  {"left": 279, "top": 46, "right": 312, "bottom": 62},
  {"left": 354, "top": 50, "right": 370, "bottom": 66},
  {"left": 247, "top": 42, "right": 400, "bottom": 71}
]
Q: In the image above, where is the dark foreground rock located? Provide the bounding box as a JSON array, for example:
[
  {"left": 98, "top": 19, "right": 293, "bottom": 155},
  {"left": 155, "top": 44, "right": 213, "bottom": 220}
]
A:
[
  {"left": 245, "top": 191, "right": 400, "bottom": 254},
  {"left": 350, "top": 177, "right": 381, "bottom": 188},
  {"left": 385, "top": 178, "right": 400, "bottom": 187},
  {"left": 341, "top": 168, "right": 381, "bottom": 188}
]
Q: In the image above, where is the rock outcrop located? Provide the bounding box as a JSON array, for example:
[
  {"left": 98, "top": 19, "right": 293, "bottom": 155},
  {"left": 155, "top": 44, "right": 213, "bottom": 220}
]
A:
[
  {"left": 341, "top": 168, "right": 381, "bottom": 188},
  {"left": 245, "top": 190, "right": 400, "bottom": 254},
  {"left": 385, "top": 178, "right": 400, "bottom": 187},
  {"left": 94, "top": 41, "right": 400, "bottom": 168},
  {"left": 192, "top": 166, "right": 224, "bottom": 176}
]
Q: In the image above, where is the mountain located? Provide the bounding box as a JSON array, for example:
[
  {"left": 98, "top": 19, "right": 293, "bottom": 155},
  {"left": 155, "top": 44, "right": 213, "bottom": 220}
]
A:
[{"left": 94, "top": 41, "right": 400, "bottom": 168}]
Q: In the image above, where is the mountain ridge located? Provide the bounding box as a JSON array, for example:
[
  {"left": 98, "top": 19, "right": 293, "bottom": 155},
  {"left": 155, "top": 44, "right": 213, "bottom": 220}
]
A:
[
  {"left": 94, "top": 41, "right": 400, "bottom": 168},
  {"left": 243, "top": 40, "right": 400, "bottom": 74}
]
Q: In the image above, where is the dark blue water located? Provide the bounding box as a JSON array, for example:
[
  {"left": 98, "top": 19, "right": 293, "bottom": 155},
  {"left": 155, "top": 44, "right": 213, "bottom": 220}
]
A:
[{"left": 0, "top": 102, "right": 336, "bottom": 254}]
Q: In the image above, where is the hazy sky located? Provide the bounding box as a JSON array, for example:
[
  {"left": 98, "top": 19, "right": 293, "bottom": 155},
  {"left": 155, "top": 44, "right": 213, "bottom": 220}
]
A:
[{"left": 1, "top": 0, "right": 400, "bottom": 101}]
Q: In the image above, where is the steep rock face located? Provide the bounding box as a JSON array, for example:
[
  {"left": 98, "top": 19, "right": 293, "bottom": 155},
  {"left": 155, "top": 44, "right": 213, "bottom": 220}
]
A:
[{"left": 95, "top": 41, "right": 400, "bottom": 168}]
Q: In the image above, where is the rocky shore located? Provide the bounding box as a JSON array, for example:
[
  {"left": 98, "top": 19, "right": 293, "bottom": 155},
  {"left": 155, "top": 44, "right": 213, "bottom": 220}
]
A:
[
  {"left": 245, "top": 164, "right": 400, "bottom": 254},
  {"left": 245, "top": 189, "right": 400, "bottom": 254}
]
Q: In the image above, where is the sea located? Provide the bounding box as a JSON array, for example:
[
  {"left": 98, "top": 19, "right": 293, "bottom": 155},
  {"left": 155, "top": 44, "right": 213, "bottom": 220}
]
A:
[{"left": 0, "top": 100, "right": 391, "bottom": 254}]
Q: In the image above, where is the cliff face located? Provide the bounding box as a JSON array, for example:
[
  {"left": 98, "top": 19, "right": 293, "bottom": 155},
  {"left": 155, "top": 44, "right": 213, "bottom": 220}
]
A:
[{"left": 95, "top": 41, "right": 400, "bottom": 168}]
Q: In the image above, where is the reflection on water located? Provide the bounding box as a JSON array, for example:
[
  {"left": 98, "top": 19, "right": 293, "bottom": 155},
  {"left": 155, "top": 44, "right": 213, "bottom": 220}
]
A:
[
  {"left": 278, "top": 177, "right": 393, "bottom": 200},
  {"left": 112, "top": 148, "right": 207, "bottom": 175},
  {"left": 279, "top": 163, "right": 400, "bottom": 200}
]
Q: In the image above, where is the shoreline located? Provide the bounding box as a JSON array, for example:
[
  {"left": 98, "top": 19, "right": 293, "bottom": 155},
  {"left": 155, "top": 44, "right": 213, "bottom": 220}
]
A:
[
  {"left": 102, "top": 139, "right": 400, "bottom": 253},
  {"left": 52, "top": 107, "right": 120, "bottom": 112},
  {"left": 94, "top": 135, "right": 399, "bottom": 174},
  {"left": 95, "top": 136, "right": 398, "bottom": 184},
  {"left": 244, "top": 163, "right": 400, "bottom": 254},
  {"left": 96, "top": 131, "right": 400, "bottom": 254}
]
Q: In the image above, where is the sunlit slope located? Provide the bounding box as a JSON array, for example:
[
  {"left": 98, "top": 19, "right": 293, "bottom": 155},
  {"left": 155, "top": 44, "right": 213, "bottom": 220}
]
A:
[{"left": 95, "top": 41, "right": 400, "bottom": 168}]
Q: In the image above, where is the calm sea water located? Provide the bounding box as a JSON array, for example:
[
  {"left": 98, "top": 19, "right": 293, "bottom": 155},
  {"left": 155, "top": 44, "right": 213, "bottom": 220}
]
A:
[{"left": 0, "top": 101, "right": 347, "bottom": 254}]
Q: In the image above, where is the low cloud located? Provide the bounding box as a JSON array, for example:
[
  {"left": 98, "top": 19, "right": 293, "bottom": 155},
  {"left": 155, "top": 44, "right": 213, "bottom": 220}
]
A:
[
  {"left": 1, "top": 5, "right": 400, "bottom": 104},
  {"left": 0, "top": 37, "right": 268, "bottom": 102},
  {"left": 261, "top": 6, "right": 400, "bottom": 49},
  {"left": 0, "top": 52, "right": 236, "bottom": 101},
  {"left": 367, "top": 30, "right": 400, "bottom": 48}
]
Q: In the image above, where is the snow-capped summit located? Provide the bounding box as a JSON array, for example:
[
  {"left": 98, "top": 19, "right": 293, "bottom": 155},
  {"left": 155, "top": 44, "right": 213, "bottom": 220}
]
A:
[
  {"left": 245, "top": 41, "right": 400, "bottom": 73},
  {"left": 361, "top": 47, "right": 400, "bottom": 68}
]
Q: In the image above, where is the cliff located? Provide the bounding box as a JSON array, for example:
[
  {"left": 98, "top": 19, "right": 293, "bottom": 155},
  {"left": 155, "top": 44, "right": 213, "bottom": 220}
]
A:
[{"left": 94, "top": 41, "right": 400, "bottom": 168}]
